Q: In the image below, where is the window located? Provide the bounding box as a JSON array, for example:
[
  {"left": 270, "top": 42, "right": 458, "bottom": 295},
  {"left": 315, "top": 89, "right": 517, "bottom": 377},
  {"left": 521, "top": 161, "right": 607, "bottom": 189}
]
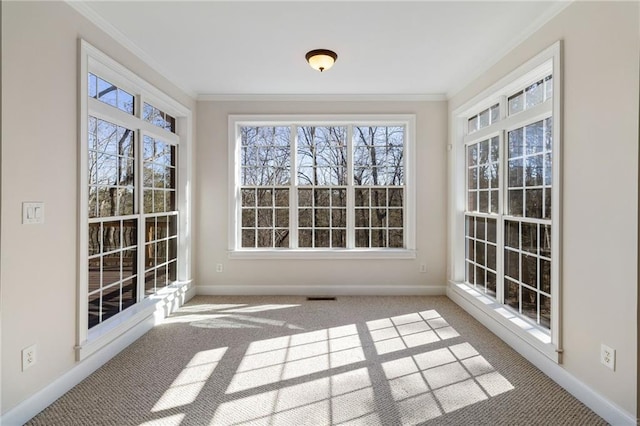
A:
[
  {"left": 230, "top": 116, "right": 416, "bottom": 257},
  {"left": 143, "top": 102, "right": 176, "bottom": 133},
  {"left": 88, "top": 73, "right": 135, "bottom": 115},
  {"left": 464, "top": 82, "right": 554, "bottom": 329},
  {"left": 467, "top": 104, "right": 499, "bottom": 134},
  {"left": 353, "top": 126, "right": 405, "bottom": 248},
  {"left": 297, "top": 126, "right": 347, "bottom": 248},
  {"left": 142, "top": 136, "right": 178, "bottom": 296},
  {"left": 86, "top": 107, "right": 179, "bottom": 328},
  {"left": 79, "top": 40, "right": 191, "bottom": 359},
  {"left": 451, "top": 42, "right": 561, "bottom": 360},
  {"left": 240, "top": 126, "right": 291, "bottom": 248},
  {"left": 87, "top": 117, "right": 138, "bottom": 327}
]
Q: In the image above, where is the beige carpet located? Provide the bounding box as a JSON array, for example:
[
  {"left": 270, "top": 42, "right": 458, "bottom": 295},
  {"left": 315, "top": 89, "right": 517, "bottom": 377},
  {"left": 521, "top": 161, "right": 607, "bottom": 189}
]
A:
[{"left": 28, "top": 296, "right": 606, "bottom": 425}]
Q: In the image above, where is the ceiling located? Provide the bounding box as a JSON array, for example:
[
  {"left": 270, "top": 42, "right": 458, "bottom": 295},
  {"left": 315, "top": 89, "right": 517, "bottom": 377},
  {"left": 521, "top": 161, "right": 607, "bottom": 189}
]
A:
[{"left": 72, "top": 1, "right": 569, "bottom": 99}]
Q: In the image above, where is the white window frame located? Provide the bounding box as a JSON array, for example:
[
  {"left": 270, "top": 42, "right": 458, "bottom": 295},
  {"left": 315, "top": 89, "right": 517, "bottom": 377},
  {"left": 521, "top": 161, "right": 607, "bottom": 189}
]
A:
[
  {"left": 448, "top": 41, "right": 562, "bottom": 362},
  {"left": 228, "top": 115, "right": 417, "bottom": 259},
  {"left": 77, "top": 40, "right": 192, "bottom": 361}
]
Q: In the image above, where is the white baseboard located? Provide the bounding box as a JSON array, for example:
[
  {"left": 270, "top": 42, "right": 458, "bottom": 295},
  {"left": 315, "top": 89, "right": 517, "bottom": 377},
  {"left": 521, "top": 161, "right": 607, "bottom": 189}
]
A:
[
  {"left": 1, "top": 283, "right": 195, "bottom": 426},
  {"left": 196, "top": 284, "right": 446, "bottom": 297},
  {"left": 447, "top": 284, "right": 637, "bottom": 426}
]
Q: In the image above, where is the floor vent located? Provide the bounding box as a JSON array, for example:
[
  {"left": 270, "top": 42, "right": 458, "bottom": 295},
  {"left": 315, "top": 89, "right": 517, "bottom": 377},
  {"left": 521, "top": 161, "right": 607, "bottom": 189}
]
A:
[{"left": 306, "top": 296, "right": 337, "bottom": 301}]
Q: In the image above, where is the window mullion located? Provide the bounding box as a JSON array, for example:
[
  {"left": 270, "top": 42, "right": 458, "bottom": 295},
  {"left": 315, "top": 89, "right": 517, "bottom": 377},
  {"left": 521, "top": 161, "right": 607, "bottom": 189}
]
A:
[
  {"left": 290, "top": 125, "right": 298, "bottom": 249},
  {"left": 135, "top": 129, "right": 145, "bottom": 303},
  {"left": 346, "top": 125, "right": 355, "bottom": 248},
  {"left": 496, "top": 130, "right": 506, "bottom": 304}
]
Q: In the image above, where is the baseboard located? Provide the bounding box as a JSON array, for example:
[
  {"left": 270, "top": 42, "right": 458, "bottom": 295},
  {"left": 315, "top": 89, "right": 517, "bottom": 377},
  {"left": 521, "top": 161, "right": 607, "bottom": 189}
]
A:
[
  {"left": 446, "top": 284, "right": 637, "bottom": 426},
  {"left": 1, "top": 282, "right": 196, "bottom": 426},
  {"left": 196, "top": 284, "right": 446, "bottom": 297}
]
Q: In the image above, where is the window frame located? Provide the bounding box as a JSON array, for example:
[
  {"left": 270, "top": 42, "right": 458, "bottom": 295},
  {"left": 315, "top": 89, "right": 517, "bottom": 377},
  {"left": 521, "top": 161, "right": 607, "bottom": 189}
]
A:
[
  {"left": 449, "top": 41, "right": 562, "bottom": 362},
  {"left": 228, "top": 115, "right": 417, "bottom": 259},
  {"left": 78, "top": 40, "right": 192, "bottom": 361}
]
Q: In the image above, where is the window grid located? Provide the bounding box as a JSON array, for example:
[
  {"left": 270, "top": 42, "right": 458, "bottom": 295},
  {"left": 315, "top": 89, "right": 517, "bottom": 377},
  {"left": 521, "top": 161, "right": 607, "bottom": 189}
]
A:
[
  {"left": 142, "top": 136, "right": 177, "bottom": 214},
  {"left": 463, "top": 73, "right": 554, "bottom": 331},
  {"left": 503, "top": 115, "right": 552, "bottom": 328},
  {"left": 88, "top": 117, "right": 135, "bottom": 218},
  {"left": 241, "top": 187, "right": 290, "bottom": 248},
  {"left": 142, "top": 135, "right": 178, "bottom": 296},
  {"left": 466, "top": 136, "right": 500, "bottom": 214},
  {"left": 144, "top": 214, "right": 178, "bottom": 296},
  {"left": 355, "top": 187, "right": 404, "bottom": 248},
  {"left": 87, "top": 219, "right": 138, "bottom": 328},
  {"left": 237, "top": 123, "right": 407, "bottom": 250},
  {"left": 464, "top": 216, "right": 498, "bottom": 297},
  {"left": 503, "top": 220, "right": 552, "bottom": 328},
  {"left": 506, "top": 118, "right": 552, "bottom": 220},
  {"left": 87, "top": 70, "right": 181, "bottom": 329},
  {"left": 240, "top": 126, "right": 292, "bottom": 248},
  {"left": 298, "top": 187, "right": 347, "bottom": 248}
]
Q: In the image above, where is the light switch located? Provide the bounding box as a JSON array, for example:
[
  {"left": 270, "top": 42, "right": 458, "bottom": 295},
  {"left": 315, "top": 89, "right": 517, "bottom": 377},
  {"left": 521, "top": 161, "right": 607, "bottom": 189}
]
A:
[{"left": 22, "top": 202, "right": 45, "bottom": 224}]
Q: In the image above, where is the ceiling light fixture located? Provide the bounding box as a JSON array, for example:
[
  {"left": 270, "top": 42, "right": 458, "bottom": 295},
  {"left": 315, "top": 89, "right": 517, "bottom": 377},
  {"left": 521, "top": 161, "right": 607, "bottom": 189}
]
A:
[{"left": 305, "top": 49, "right": 338, "bottom": 72}]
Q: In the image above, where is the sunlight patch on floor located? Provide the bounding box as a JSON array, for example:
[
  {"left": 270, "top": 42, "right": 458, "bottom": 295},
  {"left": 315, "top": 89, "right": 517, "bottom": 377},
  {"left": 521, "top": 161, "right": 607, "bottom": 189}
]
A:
[
  {"left": 226, "top": 324, "right": 364, "bottom": 393},
  {"left": 382, "top": 342, "right": 514, "bottom": 425},
  {"left": 152, "top": 347, "right": 227, "bottom": 412},
  {"left": 367, "top": 310, "right": 460, "bottom": 355},
  {"left": 153, "top": 309, "right": 515, "bottom": 425},
  {"left": 211, "top": 368, "right": 380, "bottom": 426}
]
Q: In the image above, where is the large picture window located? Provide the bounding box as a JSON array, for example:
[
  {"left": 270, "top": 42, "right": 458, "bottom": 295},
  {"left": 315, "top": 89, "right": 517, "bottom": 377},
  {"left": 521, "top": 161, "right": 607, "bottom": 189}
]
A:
[{"left": 230, "top": 116, "right": 415, "bottom": 257}]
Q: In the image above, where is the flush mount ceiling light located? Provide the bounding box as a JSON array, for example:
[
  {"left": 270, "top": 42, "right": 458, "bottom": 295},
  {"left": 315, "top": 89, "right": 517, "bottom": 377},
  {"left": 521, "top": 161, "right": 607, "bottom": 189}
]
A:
[{"left": 305, "top": 49, "right": 338, "bottom": 72}]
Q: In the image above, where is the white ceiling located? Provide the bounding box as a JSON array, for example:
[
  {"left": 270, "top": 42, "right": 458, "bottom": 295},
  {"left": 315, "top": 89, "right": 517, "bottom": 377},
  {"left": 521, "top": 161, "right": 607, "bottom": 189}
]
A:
[{"left": 72, "top": 1, "right": 569, "bottom": 99}]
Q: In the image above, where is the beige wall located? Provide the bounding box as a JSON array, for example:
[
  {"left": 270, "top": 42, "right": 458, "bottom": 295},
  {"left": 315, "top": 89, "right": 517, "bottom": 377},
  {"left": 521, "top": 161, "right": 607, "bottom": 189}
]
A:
[
  {"left": 195, "top": 100, "right": 448, "bottom": 292},
  {"left": 1, "top": 1, "right": 195, "bottom": 414},
  {"left": 450, "top": 1, "right": 639, "bottom": 415}
]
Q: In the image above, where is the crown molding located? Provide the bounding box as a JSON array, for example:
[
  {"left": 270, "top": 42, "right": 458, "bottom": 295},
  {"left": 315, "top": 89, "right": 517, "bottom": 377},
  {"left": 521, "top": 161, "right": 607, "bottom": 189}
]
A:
[{"left": 197, "top": 93, "right": 447, "bottom": 102}]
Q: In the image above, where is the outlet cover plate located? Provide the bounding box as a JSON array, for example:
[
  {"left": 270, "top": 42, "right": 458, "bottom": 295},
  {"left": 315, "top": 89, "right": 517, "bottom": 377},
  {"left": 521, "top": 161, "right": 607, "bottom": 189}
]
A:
[
  {"left": 600, "top": 344, "right": 615, "bottom": 371},
  {"left": 22, "top": 344, "right": 37, "bottom": 371}
]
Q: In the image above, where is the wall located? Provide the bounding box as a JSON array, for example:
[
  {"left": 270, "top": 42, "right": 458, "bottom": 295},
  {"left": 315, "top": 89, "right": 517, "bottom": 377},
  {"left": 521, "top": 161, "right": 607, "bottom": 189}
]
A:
[
  {"left": 196, "top": 100, "right": 448, "bottom": 294},
  {"left": 1, "top": 1, "right": 196, "bottom": 415},
  {"left": 449, "top": 1, "right": 639, "bottom": 417}
]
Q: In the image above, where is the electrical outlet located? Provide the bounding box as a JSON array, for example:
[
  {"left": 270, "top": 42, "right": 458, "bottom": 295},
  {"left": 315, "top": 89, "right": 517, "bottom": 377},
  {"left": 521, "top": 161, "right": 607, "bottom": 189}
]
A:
[
  {"left": 216, "top": 263, "right": 223, "bottom": 273},
  {"left": 419, "top": 263, "right": 427, "bottom": 273},
  {"left": 600, "top": 344, "right": 615, "bottom": 370},
  {"left": 22, "top": 344, "right": 37, "bottom": 371}
]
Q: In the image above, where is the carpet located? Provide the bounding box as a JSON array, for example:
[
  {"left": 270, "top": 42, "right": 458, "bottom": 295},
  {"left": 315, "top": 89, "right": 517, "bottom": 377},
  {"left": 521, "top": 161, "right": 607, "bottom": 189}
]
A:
[{"left": 27, "top": 295, "right": 606, "bottom": 425}]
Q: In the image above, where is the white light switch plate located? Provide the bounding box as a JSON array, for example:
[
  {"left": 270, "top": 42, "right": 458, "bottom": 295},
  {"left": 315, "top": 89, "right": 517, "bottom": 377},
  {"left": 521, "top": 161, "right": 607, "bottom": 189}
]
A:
[{"left": 22, "top": 202, "right": 45, "bottom": 224}]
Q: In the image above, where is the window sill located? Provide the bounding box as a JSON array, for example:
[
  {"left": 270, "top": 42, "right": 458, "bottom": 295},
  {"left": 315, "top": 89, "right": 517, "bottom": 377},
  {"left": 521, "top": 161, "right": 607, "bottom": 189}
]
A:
[
  {"left": 76, "top": 281, "right": 191, "bottom": 361},
  {"left": 228, "top": 249, "right": 417, "bottom": 260},
  {"left": 447, "top": 281, "right": 560, "bottom": 363}
]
